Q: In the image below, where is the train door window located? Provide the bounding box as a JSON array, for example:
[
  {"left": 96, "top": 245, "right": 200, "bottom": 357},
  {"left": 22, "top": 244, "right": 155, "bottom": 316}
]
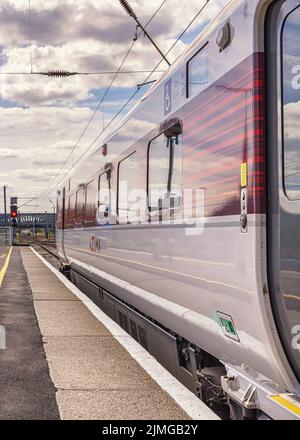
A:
[
  {"left": 282, "top": 5, "right": 300, "bottom": 200},
  {"left": 187, "top": 44, "right": 209, "bottom": 98},
  {"left": 118, "top": 152, "right": 138, "bottom": 222},
  {"left": 68, "top": 193, "right": 76, "bottom": 226},
  {"left": 75, "top": 186, "right": 85, "bottom": 224},
  {"left": 98, "top": 170, "right": 111, "bottom": 220},
  {"left": 85, "top": 179, "right": 97, "bottom": 223},
  {"left": 56, "top": 190, "right": 62, "bottom": 229},
  {"left": 148, "top": 125, "right": 183, "bottom": 212}
]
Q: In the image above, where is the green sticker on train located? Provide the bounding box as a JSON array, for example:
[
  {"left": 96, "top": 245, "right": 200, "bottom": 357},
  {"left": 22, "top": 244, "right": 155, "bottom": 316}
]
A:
[{"left": 216, "top": 312, "right": 240, "bottom": 342}]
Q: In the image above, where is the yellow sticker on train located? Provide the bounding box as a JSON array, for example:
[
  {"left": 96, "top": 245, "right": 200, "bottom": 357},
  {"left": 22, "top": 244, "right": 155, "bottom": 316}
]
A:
[
  {"left": 241, "top": 162, "right": 247, "bottom": 187},
  {"left": 269, "top": 394, "right": 300, "bottom": 417}
]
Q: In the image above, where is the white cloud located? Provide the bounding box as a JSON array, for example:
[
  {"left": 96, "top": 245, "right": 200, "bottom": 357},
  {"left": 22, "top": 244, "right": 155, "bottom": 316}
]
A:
[
  {"left": 0, "top": 0, "right": 228, "bottom": 212},
  {"left": 284, "top": 101, "right": 300, "bottom": 142},
  {"left": 0, "top": 105, "right": 104, "bottom": 207},
  {"left": 0, "top": 0, "right": 227, "bottom": 105}
]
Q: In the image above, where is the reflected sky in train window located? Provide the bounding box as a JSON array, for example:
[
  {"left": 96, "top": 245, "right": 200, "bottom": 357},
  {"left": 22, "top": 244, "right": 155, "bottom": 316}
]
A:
[
  {"left": 85, "top": 179, "right": 97, "bottom": 222},
  {"left": 282, "top": 6, "right": 300, "bottom": 200},
  {"left": 187, "top": 47, "right": 209, "bottom": 98},
  {"left": 148, "top": 133, "right": 182, "bottom": 210},
  {"left": 75, "top": 188, "right": 85, "bottom": 222},
  {"left": 118, "top": 152, "right": 138, "bottom": 221},
  {"left": 68, "top": 193, "right": 76, "bottom": 225},
  {"left": 99, "top": 172, "right": 111, "bottom": 215}
]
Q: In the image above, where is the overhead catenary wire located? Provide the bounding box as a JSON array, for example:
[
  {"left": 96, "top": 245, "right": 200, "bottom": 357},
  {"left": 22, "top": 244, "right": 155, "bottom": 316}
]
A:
[
  {"left": 150, "top": 0, "right": 210, "bottom": 72},
  {"left": 119, "top": 0, "right": 171, "bottom": 66},
  {"left": 25, "top": 0, "right": 167, "bottom": 78},
  {"left": 0, "top": 70, "right": 166, "bottom": 76},
  {"left": 285, "top": 170, "right": 300, "bottom": 179},
  {"left": 103, "top": 0, "right": 211, "bottom": 134},
  {"left": 52, "top": 0, "right": 211, "bottom": 191},
  {"left": 37, "top": 0, "right": 211, "bottom": 207},
  {"left": 285, "top": 161, "right": 300, "bottom": 170},
  {"left": 36, "top": 0, "right": 169, "bottom": 206}
]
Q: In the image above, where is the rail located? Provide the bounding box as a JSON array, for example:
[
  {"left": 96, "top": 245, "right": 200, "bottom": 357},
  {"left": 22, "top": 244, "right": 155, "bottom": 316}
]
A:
[{"left": 33, "top": 239, "right": 59, "bottom": 260}]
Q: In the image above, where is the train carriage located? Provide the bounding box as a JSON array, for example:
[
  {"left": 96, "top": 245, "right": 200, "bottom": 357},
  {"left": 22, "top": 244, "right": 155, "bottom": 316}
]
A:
[{"left": 56, "top": 0, "right": 300, "bottom": 419}]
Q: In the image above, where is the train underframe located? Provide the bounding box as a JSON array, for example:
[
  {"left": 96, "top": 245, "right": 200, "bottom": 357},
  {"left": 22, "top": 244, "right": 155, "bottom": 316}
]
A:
[{"left": 60, "top": 262, "right": 276, "bottom": 420}]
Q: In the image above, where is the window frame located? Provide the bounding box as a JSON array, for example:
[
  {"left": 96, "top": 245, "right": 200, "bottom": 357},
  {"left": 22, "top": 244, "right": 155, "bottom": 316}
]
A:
[
  {"left": 56, "top": 190, "right": 63, "bottom": 230},
  {"left": 75, "top": 186, "right": 85, "bottom": 225},
  {"left": 186, "top": 42, "right": 209, "bottom": 99},
  {"left": 67, "top": 192, "right": 76, "bottom": 227},
  {"left": 147, "top": 122, "right": 183, "bottom": 213},
  {"left": 98, "top": 168, "right": 112, "bottom": 219},
  {"left": 84, "top": 179, "right": 96, "bottom": 224},
  {"left": 280, "top": 4, "right": 300, "bottom": 201},
  {"left": 117, "top": 151, "right": 137, "bottom": 221}
]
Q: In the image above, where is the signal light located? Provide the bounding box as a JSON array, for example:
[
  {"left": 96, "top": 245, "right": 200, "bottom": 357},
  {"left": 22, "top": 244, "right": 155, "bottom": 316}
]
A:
[{"left": 10, "top": 205, "right": 18, "bottom": 218}]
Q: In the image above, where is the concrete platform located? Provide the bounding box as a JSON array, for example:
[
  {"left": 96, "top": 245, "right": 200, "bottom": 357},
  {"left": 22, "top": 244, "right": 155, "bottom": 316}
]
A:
[
  {"left": 0, "top": 247, "right": 195, "bottom": 420},
  {"left": 0, "top": 247, "right": 60, "bottom": 420},
  {"left": 0, "top": 246, "right": 220, "bottom": 420},
  {"left": 56, "top": 390, "right": 187, "bottom": 420}
]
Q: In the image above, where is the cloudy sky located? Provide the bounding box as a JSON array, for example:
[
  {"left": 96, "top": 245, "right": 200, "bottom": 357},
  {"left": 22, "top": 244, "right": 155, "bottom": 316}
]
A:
[{"left": 0, "top": 0, "right": 227, "bottom": 213}]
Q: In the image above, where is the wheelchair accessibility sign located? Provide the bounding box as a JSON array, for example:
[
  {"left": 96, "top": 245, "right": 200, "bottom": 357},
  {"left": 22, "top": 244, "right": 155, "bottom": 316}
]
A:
[{"left": 164, "top": 79, "right": 172, "bottom": 115}]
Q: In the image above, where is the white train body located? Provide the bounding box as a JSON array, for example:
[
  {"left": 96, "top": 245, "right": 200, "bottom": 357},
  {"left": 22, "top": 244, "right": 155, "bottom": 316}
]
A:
[{"left": 56, "top": 0, "right": 300, "bottom": 419}]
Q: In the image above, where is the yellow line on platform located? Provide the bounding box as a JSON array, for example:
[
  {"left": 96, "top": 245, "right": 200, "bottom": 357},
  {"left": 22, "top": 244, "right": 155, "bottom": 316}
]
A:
[{"left": 0, "top": 247, "right": 12, "bottom": 287}]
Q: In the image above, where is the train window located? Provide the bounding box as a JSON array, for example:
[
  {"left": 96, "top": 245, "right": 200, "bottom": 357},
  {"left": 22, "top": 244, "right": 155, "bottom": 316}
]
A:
[
  {"left": 118, "top": 152, "right": 138, "bottom": 222},
  {"left": 282, "top": 6, "right": 300, "bottom": 200},
  {"left": 68, "top": 193, "right": 76, "bottom": 226},
  {"left": 98, "top": 170, "right": 111, "bottom": 220},
  {"left": 75, "top": 187, "right": 85, "bottom": 224},
  {"left": 85, "top": 180, "right": 97, "bottom": 223},
  {"left": 187, "top": 44, "right": 209, "bottom": 98},
  {"left": 148, "top": 129, "right": 183, "bottom": 212},
  {"left": 56, "top": 191, "right": 62, "bottom": 229}
]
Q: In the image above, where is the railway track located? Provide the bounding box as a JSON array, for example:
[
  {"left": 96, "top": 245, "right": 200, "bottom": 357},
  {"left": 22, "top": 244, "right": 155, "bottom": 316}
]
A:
[{"left": 32, "top": 240, "right": 60, "bottom": 263}]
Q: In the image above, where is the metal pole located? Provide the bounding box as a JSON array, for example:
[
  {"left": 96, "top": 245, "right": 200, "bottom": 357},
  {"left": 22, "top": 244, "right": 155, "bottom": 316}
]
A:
[
  {"left": 45, "top": 211, "right": 49, "bottom": 239},
  {"left": 119, "top": 0, "right": 171, "bottom": 66},
  {"left": 49, "top": 199, "right": 56, "bottom": 215},
  {"left": 134, "top": 21, "right": 171, "bottom": 66},
  {"left": 3, "top": 186, "right": 7, "bottom": 226}
]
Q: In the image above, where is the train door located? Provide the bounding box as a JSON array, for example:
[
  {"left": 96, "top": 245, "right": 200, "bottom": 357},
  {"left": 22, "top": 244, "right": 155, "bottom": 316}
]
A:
[
  {"left": 56, "top": 187, "right": 67, "bottom": 262},
  {"left": 267, "top": 0, "right": 300, "bottom": 384}
]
